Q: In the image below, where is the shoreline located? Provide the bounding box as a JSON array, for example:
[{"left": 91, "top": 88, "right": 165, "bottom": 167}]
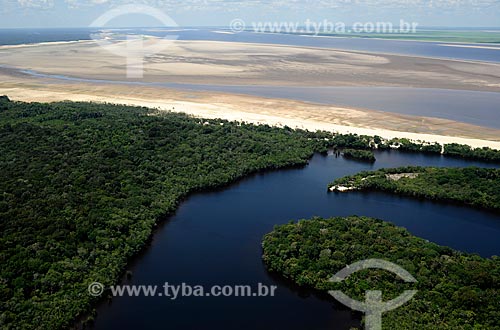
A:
[
  {"left": 0, "top": 39, "right": 94, "bottom": 50},
  {"left": 2, "top": 82, "right": 500, "bottom": 150}
]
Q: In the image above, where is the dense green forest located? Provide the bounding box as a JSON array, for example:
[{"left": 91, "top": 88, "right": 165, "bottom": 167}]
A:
[
  {"left": 443, "top": 143, "right": 500, "bottom": 162},
  {"left": 328, "top": 167, "right": 500, "bottom": 211},
  {"left": 0, "top": 98, "right": 334, "bottom": 329},
  {"left": 262, "top": 216, "right": 500, "bottom": 329},
  {"left": 341, "top": 149, "right": 376, "bottom": 162},
  {"left": 331, "top": 134, "right": 500, "bottom": 162},
  {"left": 1, "top": 97, "right": 500, "bottom": 329}
]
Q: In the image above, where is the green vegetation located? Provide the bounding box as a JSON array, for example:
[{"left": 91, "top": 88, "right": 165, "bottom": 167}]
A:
[
  {"left": 1, "top": 97, "right": 499, "bottom": 329},
  {"left": 381, "top": 138, "right": 443, "bottom": 154},
  {"left": 0, "top": 95, "right": 10, "bottom": 103},
  {"left": 331, "top": 133, "right": 374, "bottom": 150},
  {"left": 262, "top": 216, "right": 500, "bottom": 329},
  {"left": 331, "top": 133, "right": 500, "bottom": 163},
  {"left": 332, "top": 134, "right": 443, "bottom": 154},
  {"left": 286, "top": 29, "right": 500, "bottom": 43},
  {"left": 0, "top": 98, "right": 333, "bottom": 329},
  {"left": 328, "top": 167, "right": 500, "bottom": 211},
  {"left": 444, "top": 143, "right": 500, "bottom": 162},
  {"left": 342, "top": 149, "right": 376, "bottom": 162}
]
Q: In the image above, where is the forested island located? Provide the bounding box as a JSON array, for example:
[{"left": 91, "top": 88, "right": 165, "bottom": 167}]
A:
[
  {"left": 262, "top": 216, "right": 500, "bottom": 329},
  {"left": 328, "top": 167, "right": 500, "bottom": 211},
  {"left": 341, "top": 149, "right": 376, "bottom": 162}
]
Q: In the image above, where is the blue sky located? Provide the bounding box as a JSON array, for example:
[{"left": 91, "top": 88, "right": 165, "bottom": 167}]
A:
[{"left": 1, "top": 0, "right": 499, "bottom": 28}]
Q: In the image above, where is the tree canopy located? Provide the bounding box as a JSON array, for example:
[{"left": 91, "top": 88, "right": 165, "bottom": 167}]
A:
[
  {"left": 262, "top": 216, "right": 500, "bottom": 329},
  {"left": 329, "top": 166, "right": 500, "bottom": 211},
  {"left": 342, "top": 149, "right": 376, "bottom": 162},
  {"left": 0, "top": 99, "right": 331, "bottom": 329}
]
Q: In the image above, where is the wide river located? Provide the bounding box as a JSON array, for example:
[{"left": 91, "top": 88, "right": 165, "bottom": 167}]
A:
[
  {"left": 162, "top": 29, "right": 500, "bottom": 63},
  {"left": 14, "top": 68, "right": 500, "bottom": 129},
  {"left": 2, "top": 28, "right": 500, "bottom": 128},
  {"left": 92, "top": 151, "right": 500, "bottom": 330},
  {"left": 1, "top": 28, "right": 500, "bottom": 63}
]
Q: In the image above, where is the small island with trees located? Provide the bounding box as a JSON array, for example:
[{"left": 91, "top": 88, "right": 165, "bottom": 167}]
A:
[
  {"left": 262, "top": 216, "right": 500, "bottom": 329},
  {"left": 328, "top": 166, "right": 500, "bottom": 211},
  {"left": 341, "top": 148, "right": 376, "bottom": 162}
]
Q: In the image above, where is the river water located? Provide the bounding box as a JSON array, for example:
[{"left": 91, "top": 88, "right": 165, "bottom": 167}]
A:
[
  {"left": 2, "top": 28, "right": 500, "bottom": 63},
  {"left": 92, "top": 151, "right": 500, "bottom": 330},
  {"left": 2, "top": 28, "right": 500, "bottom": 128},
  {"left": 142, "top": 29, "right": 500, "bottom": 63},
  {"left": 12, "top": 68, "right": 500, "bottom": 130}
]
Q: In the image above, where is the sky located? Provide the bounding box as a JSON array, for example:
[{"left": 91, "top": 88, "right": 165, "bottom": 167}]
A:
[{"left": 0, "top": 0, "right": 499, "bottom": 28}]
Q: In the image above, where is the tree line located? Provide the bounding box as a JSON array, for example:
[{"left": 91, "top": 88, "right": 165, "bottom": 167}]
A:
[
  {"left": 328, "top": 166, "right": 500, "bottom": 211},
  {"left": 331, "top": 134, "right": 500, "bottom": 163}
]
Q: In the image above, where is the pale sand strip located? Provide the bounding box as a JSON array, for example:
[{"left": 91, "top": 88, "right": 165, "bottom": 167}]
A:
[
  {"left": 1, "top": 39, "right": 500, "bottom": 91},
  {"left": 0, "top": 40, "right": 95, "bottom": 50},
  {"left": 438, "top": 44, "right": 500, "bottom": 50},
  {"left": 2, "top": 80, "right": 500, "bottom": 150}
]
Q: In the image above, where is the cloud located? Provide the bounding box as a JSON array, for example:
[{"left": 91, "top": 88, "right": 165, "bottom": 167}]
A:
[
  {"left": 9, "top": 0, "right": 499, "bottom": 12},
  {"left": 74, "top": 0, "right": 500, "bottom": 10},
  {"left": 4, "top": 0, "right": 500, "bottom": 19},
  {"left": 17, "top": 0, "right": 54, "bottom": 8}
]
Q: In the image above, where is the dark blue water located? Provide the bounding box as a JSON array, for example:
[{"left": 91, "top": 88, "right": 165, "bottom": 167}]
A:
[
  {"left": 92, "top": 151, "right": 500, "bottom": 330},
  {"left": 0, "top": 28, "right": 95, "bottom": 45}
]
